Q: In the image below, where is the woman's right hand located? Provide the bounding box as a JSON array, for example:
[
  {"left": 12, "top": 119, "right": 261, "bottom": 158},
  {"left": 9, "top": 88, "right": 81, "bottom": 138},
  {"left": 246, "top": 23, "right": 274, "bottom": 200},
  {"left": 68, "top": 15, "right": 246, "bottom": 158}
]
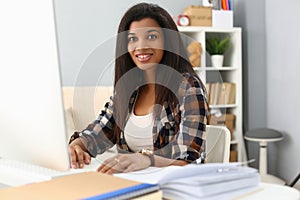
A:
[{"left": 68, "top": 138, "right": 91, "bottom": 169}]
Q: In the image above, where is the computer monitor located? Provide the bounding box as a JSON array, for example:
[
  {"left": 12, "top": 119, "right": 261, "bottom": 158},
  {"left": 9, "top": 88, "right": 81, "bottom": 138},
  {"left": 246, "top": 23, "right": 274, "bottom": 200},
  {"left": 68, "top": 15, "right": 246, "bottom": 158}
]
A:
[{"left": 0, "top": 0, "right": 70, "bottom": 171}]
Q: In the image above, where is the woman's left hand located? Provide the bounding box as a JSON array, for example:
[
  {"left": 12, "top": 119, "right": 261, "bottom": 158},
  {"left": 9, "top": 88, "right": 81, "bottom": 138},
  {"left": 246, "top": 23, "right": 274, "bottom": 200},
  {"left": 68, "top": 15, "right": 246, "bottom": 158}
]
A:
[{"left": 97, "top": 153, "right": 151, "bottom": 174}]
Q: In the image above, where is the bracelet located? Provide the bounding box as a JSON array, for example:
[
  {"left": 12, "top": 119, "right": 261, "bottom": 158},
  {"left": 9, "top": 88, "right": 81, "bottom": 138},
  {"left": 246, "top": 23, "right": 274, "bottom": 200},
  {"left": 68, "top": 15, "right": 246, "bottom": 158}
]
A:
[
  {"left": 140, "top": 149, "right": 155, "bottom": 166},
  {"left": 68, "top": 131, "right": 81, "bottom": 144}
]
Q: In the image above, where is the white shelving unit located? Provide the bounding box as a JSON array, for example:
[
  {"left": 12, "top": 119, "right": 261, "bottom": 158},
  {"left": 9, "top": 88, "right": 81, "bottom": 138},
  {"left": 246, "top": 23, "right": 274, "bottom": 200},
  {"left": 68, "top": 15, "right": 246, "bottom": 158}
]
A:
[{"left": 178, "top": 26, "right": 246, "bottom": 162}]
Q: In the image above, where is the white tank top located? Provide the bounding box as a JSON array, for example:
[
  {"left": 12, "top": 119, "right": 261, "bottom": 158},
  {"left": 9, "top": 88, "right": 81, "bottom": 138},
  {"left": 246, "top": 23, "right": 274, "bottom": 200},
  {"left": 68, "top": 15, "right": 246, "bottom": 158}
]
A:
[{"left": 124, "top": 112, "right": 154, "bottom": 152}]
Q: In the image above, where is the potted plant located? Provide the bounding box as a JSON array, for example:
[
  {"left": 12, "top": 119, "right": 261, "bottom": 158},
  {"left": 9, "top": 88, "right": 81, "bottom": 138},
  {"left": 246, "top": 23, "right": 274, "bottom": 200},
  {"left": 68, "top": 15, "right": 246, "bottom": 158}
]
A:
[{"left": 206, "top": 36, "right": 230, "bottom": 68}]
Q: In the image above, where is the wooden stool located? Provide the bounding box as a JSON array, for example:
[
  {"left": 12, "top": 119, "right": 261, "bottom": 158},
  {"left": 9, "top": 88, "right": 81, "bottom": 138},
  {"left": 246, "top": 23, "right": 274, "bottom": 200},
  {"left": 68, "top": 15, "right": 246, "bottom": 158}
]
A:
[{"left": 245, "top": 128, "right": 285, "bottom": 185}]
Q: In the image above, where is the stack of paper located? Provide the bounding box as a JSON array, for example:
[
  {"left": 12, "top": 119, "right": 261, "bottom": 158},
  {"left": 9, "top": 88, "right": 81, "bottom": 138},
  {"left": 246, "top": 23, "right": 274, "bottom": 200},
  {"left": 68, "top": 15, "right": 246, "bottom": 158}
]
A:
[{"left": 115, "top": 163, "right": 260, "bottom": 200}]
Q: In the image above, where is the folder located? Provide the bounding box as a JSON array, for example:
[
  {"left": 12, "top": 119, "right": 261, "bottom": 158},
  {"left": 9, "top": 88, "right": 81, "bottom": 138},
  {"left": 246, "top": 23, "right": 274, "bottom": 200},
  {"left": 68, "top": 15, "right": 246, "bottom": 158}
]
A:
[{"left": 0, "top": 172, "right": 160, "bottom": 200}]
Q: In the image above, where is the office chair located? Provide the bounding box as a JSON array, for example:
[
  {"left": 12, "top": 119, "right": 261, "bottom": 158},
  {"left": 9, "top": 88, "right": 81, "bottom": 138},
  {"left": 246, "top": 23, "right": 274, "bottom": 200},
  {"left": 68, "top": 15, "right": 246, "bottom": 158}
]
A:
[{"left": 205, "top": 125, "right": 231, "bottom": 163}]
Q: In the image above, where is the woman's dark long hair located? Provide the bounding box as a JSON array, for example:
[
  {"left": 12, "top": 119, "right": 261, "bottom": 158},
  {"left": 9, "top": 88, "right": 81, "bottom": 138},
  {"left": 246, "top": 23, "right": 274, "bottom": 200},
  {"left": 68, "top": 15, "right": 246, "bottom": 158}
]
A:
[{"left": 113, "top": 3, "right": 202, "bottom": 138}]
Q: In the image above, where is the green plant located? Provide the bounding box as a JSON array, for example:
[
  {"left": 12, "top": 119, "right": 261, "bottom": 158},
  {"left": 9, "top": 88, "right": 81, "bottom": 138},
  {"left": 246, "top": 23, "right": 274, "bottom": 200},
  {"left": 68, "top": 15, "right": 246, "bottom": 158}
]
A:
[{"left": 206, "top": 36, "right": 230, "bottom": 55}]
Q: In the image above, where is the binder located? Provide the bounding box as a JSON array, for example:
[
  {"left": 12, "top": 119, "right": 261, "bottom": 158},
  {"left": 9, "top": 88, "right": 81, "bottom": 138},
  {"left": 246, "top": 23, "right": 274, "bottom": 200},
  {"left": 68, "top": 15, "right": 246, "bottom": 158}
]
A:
[{"left": 0, "top": 172, "right": 160, "bottom": 200}]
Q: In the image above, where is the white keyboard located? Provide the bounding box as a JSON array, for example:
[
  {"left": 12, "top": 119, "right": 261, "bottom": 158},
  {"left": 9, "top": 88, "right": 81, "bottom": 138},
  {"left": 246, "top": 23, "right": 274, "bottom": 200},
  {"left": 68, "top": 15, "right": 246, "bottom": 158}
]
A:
[
  {"left": 0, "top": 158, "right": 61, "bottom": 187},
  {"left": 0, "top": 158, "right": 102, "bottom": 187}
]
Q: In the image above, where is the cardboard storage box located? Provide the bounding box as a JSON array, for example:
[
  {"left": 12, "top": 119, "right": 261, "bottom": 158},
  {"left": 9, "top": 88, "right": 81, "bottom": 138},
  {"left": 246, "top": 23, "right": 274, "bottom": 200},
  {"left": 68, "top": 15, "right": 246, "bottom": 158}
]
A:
[
  {"left": 208, "top": 114, "right": 235, "bottom": 139},
  {"left": 230, "top": 150, "right": 238, "bottom": 162},
  {"left": 184, "top": 6, "right": 212, "bottom": 26}
]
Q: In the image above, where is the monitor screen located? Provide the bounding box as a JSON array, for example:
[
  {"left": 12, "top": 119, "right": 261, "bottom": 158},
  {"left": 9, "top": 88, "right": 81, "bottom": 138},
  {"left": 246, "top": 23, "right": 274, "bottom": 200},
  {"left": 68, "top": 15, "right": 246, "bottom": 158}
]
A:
[{"left": 0, "top": 0, "right": 70, "bottom": 171}]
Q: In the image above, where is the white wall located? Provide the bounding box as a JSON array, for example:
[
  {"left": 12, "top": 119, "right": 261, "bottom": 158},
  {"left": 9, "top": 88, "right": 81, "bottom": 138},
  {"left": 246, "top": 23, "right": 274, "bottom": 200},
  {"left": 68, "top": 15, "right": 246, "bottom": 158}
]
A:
[
  {"left": 265, "top": 0, "right": 300, "bottom": 188},
  {"left": 232, "top": 1, "right": 267, "bottom": 171},
  {"left": 233, "top": 0, "right": 267, "bottom": 132},
  {"left": 234, "top": 0, "right": 300, "bottom": 188}
]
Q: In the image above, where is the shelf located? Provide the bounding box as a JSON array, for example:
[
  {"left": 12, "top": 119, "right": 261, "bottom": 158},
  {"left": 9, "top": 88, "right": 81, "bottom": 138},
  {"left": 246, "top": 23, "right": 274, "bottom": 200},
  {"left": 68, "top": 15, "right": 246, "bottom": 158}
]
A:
[
  {"left": 205, "top": 66, "right": 238, "bottom": 71},
  {"left": 230, "top": 140, "right": 238, "bottom": 144},
  {"left": 179, "top": 27, "right": 246, "bottom": 163},
  {"left": 192, "top": 66, "right": 238, "bottom": 71},
  {"left": 178, "top": 26, "right": 241, "bottom": 33},
  {"left": 192, "top": 67, "right": 204, "bottom": 71},
  {"left": 209, "top": 104, "right": 237, "bottom": 109}
]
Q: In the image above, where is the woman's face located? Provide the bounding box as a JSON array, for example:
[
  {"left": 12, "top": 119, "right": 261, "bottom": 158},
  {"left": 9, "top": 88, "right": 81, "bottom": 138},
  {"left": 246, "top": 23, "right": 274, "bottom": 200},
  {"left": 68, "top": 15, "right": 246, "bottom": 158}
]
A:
[{"left": 127, "top": 18, "right": 164, "bottom": 71}]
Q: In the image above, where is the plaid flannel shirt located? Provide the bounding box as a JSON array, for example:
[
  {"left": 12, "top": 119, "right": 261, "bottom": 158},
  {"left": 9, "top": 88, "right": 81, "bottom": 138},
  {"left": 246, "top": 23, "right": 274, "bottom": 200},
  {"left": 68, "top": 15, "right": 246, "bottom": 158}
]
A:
[{"left": 70, "top": 73, "right": 208, "bottom": 163}]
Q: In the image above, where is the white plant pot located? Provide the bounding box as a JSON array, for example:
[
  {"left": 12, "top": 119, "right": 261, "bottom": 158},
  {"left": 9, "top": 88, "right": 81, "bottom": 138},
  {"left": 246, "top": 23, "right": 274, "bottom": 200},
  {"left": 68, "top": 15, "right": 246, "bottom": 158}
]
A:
[{"left": 211, "top": 55, "right": 224, "bottom": 68}]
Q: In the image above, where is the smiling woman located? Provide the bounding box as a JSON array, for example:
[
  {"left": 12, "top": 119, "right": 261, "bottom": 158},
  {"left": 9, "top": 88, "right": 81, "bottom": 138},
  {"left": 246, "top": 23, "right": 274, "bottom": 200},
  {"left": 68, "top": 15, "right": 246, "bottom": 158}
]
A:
[
  {"left": 127, "top": 18, "right": 164, "bottom": 71},
  {"left": 68, "top": 2, "right": 209, "bottom": 174}
]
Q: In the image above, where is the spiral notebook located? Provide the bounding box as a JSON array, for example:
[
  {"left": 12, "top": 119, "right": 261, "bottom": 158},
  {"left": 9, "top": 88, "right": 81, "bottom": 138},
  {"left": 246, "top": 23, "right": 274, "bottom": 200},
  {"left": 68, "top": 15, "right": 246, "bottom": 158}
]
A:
[{"left": 0, "top": 172, "right": 161, "bottom": 200}]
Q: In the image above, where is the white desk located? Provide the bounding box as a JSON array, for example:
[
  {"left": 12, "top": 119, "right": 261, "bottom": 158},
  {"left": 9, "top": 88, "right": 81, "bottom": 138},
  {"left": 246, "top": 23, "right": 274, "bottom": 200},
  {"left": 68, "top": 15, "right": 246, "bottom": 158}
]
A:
[
  {"left": 1, "top": 154, "right": 299, "bottom": 200},
  {"left": 237, "top": 183, "right": 299, "bottom": 200}
]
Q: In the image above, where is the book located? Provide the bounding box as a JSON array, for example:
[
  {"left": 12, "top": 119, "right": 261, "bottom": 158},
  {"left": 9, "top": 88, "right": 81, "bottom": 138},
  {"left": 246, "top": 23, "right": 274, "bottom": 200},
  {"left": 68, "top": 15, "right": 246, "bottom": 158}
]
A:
[
  {"left": 217, "top": 82, "right": 235, "bottom": 105},
  {"left": 228, "top": 83, "right": 236, "bottom": 104},
  {"left": 0, "top": 172, "right": 160, "bottom": 200},
  {"left": 115, "top": 163, "right": 260, "bottom": 200},
  {"left": 213, "top": 82, "right": 222, "bottom": 105},
  {"left": 209, "top": 82, "right": 215, "bottom": 105},
  {"left": 209, "top": 82, "right": 221, "bottom": 105},
  {"left": 205, "top": 82, "right": 211, "bottom": 104},
  {"left": 217, "top": 82, "right": 229, "bottom": 104}
]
